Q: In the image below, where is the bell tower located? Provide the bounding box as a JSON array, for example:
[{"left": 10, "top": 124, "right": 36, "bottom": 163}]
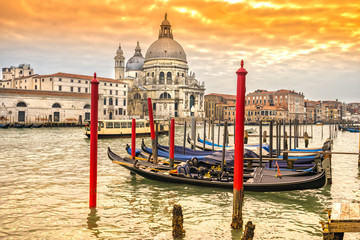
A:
[{"left": 114, "top": 43, "right": 125, "bottom": 80}]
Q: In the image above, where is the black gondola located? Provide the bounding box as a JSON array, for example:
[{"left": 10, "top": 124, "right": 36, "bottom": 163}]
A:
[
  {"left": 108, "top": 147, "right": 328, "bottom": 192},
  {"left": 0, "top": 123, "right": 10, "bottom": 128}
]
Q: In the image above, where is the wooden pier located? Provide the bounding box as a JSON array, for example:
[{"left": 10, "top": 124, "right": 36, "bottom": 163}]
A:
[{"left": 321, "top": 202, "right": 360, "bottom": 239}]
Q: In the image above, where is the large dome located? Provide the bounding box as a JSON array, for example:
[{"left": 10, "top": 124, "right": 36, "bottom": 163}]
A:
[{"left": 145, "top": 38, "right": 187, "bottom": 62}]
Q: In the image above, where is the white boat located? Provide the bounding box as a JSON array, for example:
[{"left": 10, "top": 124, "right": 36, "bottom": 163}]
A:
[{"left": 85, "top": 119, "right": 169, "bottom": 138}]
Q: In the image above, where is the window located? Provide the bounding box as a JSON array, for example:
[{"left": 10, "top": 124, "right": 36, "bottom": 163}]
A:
[
  {"left": 50, "top": 78, "right": 52, "bottom": 81},
  {"left": 116, "top": 84, "right": 118, "bottom": 87},
  {"left": 110, "top": 90, "right": 112, "bottom": 95},
  {"left": 35, "top": 79, "right": 37, "bottom": 83},
  {"left": 124, "top": 85, "right": 126, "bottom": 88},
  {"left": 78, "top": 80, "right": 81, "bottom": 83},
  {"left": 159, "top": 72, "right": 165, "bottom": 84},
  {"left": 35, "top": 85, "right": 37, "bottom": 90},
  {"left": 71, "top": 79, "right": 74, "bottom": 83},
  {"left": 104, "top": 83, "right": 107, "bottom": 86},
  {"left": 85, "top": 88, "right": 88, "bottom": 93},
  {"left": 109, "top": 98, "right": 113, "bottom": 105},
  {"left": 160, "top": 92, "right": 171, "bottom": 99},
  {"left": 110, "top": 83, "right": 112, "bottom": 86},
  {"left": 70, "top": 87, "right": 74, "bottom": 92},
  {"left": 124, "top": 99, "right": 126, "bottom": 106},
  {"left": 115, "top": 99, "right": 118, "bottom": 106},
  {"left": 52, "top": 103, "right": 61, "bottom": 108},
  {"left": 42, "top": 79, "right": 44, "bottom": 82},
  {"left": 17, "top": 102, "right": 27, "bottom": 107},
  {"left": 104, "top": 98, "right": 106, "bottom": 105},
  {"left": 119, "top": 108, "right": 123, "bottom": 115},
  {"left": 134, "top": 93, "right": 141, "bottom": 99},
  {"left": 167, "top": 72, "right": 172, "bottom": 84},
  {"left": 124, "top": 91, "right": 126, "bottom": 96},
  {"left": 104, "top": 110, "right": 106, "bottom": 115},
  {"left": 116, "top": 90, "right": 118, "bottom": 95},
  {"left": 59, "top": 86, "right": 62, "bottom": 91},
  {"left": 78, "top": 87, "right": 81, "bottom": 92},
  {"left": 84, "top": 104, "right": 90, "bottom": 109},
  {"left": 86, "top": 81, "right": 88, "bottom": 84},
  {"left": 59, "top": 78, "right": 62, "bottom": 81}
]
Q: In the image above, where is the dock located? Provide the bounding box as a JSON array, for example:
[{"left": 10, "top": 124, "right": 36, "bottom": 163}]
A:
[{"left": 321, "top": 202, "right": 360, "bottom": 239}]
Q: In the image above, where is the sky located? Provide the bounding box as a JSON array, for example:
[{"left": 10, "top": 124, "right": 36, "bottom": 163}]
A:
[{"left": 0, "top": 0, "right": 359, "bottom": 103}]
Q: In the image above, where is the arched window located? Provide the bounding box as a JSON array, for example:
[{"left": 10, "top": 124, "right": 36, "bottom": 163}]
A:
[
  {"left": 160, "top": 92, "right": 171, "bottom": 99},
  {"left": 134, "top": 93, "right": 141, "bottom": 99},
  {"left": 84, "top": 104, "right": 91, "bottom": 109},
  {"left": 52, "top": 103, "right": 61, "bottom": 108},
  {"left": 159, "top": 72, "right": 165, "bottom": 84},
  {"left": 167, "top": 72, "right": 172, "bottom": 84},
  {"left": 104, "top": 98, "right": 107, "bottom": 105},
  {"left": 190, "top": 95, "right": 195, "bottom": 110},
  {"left": 16, "top": 102, "right": 27, "bottom": 107}
]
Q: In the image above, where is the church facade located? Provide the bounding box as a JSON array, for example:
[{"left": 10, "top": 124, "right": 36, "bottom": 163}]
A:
[{"left": 116, "top": 14, "right": 206, "bottom": 119}]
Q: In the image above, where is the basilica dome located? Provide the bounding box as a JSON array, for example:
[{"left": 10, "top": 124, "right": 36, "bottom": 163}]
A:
[
  {"left": 126, "top": 41, "right": 145, "bottom": 71},
  {"left": 145, "top": 38, "right": 187, "bottom": 62},
  {"left": 144, "top": 13, "right": 187, "bottom": 63}
]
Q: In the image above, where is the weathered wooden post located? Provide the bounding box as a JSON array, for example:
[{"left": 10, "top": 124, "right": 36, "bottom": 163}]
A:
[
  {"left": 263, "top": 130, "right": 267, "bottom": 143},
  {"left": 241, "top": 221, "right": 255, "bottom": 240},
  {"left": 231, "top": 60, "right": 247, "bottom": 229},
  {"left": 89, "top": 73, "right": 99, "bottom": 209},
  {"left": 172, "top": 204, "right": 185, "bottom": 238},
  {"left": 244, "top": 130, "right": 248, "bottom": 144},
  {"left": 221, "top": 122, "right": 228, "bottom": 174},
  {"left": 284, "top": 131, "right": 288, "bottom": 150},
  {"left": 289, "top": 119, "right": 292, "bottom": 150},
  {"left": 269, "top": 120, "right": 273, "bottom": 168},
  {"left": 259, "top": 120, "right": 263, "bottom": 167},
  {"left": 358, "top": 132, "right": 360, "bottom": 166},
  {"left": 321, "top": 123, "right": 324, "bottom": 139},
  {"left": 183, "top": 121, "right": 187, "bottom": 155},
  {"left": 131, "top": 119, "right": 136, "bottom": 159},
  {"left": 275, "top": 120, "right": 280, "bottom": 158},
  {"left": 203, "top": 120, "right": 206, "bottom": 150},
  {"left": 169, "top": 118, "right": 175, "bottom": 168},
  {"left": 304, "top": 132, "right": 309, "bottom": 148},
  {"left": 191, "top": 115, "right": 196, "bottom": 151},
  {"left": 147, "top": 98, "right": 157, "bottom": 163},
  {"left": 283, "top": 119, "right": 286, "bottom": 151},
  {"left": 212, "top": 119, "right": 215, "bottom": 151},
  {"left": 218, "top": 121, "right": 221, "bottom": 146}
]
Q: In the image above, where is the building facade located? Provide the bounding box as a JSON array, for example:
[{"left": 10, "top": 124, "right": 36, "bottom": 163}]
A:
[
  {"left": 0, "top": 72, "right": 128, "bottom": 122},
  {"left": 119, "top": 14, "right": 206, "bottom": 119}
]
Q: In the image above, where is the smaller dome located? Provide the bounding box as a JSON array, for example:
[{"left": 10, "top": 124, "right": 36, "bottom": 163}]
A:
[
  {"left": 126, "top": 56, "right": 145, "bottom": 71},
  {"left": 126, "top": 41, "right": 145, "bottom": 71}
]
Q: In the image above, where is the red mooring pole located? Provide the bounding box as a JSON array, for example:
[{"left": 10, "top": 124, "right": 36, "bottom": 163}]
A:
[
  {"left": 231, "top": 60, "right": 247, "bottom": 229},
  {"left": 169, "top": 118, "right": 175, "bottom": 167},
  {"left": 89, "top": 73, "right": 99, "bottom": 209},
  {"left": 147, "top": 98, "right": 158, "bottom": 163},
  {"left": 131, "top": 118, "right": 136, "bottom": 159}
]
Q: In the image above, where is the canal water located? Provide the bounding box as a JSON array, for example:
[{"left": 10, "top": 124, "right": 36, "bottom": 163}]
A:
[{"left": 0, "top": 125, "right": 359, "bottom": 239}]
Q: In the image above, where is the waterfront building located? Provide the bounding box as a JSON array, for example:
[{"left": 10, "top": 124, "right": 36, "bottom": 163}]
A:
[
  {"left": 122, "top": 14, "right": 206, "bottom": 119},
  {"left": 205, "top": 93, "right": 236, "bottom": 121},
  {"left": 0, "top": 72, "right": 127, "bottom": 123},
  {"left": 246, "top": 89, "right": 305, "bottom": 121},
  {"left": 0, "top": 88, "right": 96, "bottom": 124}
]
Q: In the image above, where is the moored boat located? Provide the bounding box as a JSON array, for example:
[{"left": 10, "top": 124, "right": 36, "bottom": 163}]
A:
[
  {"left": 0, "top": 123, "right": 10, "bottom": 128},
  {"left": 108, "top": 147, "right": 328, "bottom": 192},
  {"left": 85, "top": 119, "right": 169, "bottom": 138}
]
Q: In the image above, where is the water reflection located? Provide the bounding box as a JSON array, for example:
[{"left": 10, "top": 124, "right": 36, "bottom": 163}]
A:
[{"left": 87, "top": 208, "right": 100, "bottom": 238}]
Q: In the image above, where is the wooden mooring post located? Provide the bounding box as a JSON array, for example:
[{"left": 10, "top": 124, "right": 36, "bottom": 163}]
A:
[
  {"left": 321, "top": 202, "right": 360, "bottom": 240},
  {"left": 183, "top": 121, "right": 186, "bottom": 155},
  {"left": 172, "top": 204, "right": 185, "bottom": 238},
  {"left": 231, "top": 60, "right": 247, "bottom": 229},
  {"left": 147, "top": 98, "right": 157, "bottom": 163}
]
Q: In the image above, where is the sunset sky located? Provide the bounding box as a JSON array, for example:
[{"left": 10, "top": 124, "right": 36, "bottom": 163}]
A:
[{"left": 0, "top": 0, "right": 359, "bottom": 102}]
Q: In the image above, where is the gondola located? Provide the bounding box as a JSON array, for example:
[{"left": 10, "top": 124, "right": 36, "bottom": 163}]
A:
[
  {"left": 24, "top": 124, "right": 33, "bottom": 128},
  {"left": 12, "top": 124, "right": 25, "bottom": 128},
  {"left": 0, "top": 123, "right": 10, "bottom": 129},
  {"left": 108, "top": 147, "right": 328, "bottom": 192},
  {"left": 32, "top": 124, "right": 43, "bottom": 128}
]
